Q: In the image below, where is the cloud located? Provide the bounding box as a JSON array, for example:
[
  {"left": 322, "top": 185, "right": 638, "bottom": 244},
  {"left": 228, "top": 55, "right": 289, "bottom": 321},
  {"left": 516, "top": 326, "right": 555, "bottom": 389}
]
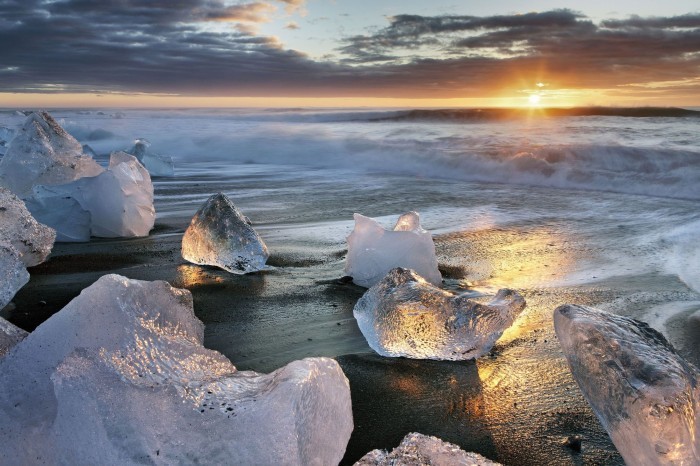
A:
[{"left": 285, "top": 21, "right": 300, "bottom": 30}]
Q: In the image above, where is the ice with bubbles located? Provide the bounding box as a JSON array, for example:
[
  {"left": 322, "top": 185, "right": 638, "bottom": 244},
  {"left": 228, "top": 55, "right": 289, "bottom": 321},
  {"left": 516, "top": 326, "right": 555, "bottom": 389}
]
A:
[
  {"left": 126, "top": 138, "right": 175, "bottom": 177},
  {"left": 355, "top": 432, "right": 501, "bottom": 466},
  {"left": 345, "top": 212, "right": 441, "bottom": 288},
  {"left": 182, "top": 193, "right": 269, "bottom": 274},
  {"left": 0, "top": 316, "right": 27, "bottom": 358},
  {"left": 554, "top": 304, "right": 700, "bottom": 466},
  {"left": 354, "top": 268, "right": 526, "bottom": 360},
  {"left": 0, "top": 187, "right": 56, "bottom": 266},
  {"left": 0, "top": 274, "right": 353, "bottom": 465},
  {"left": 0, "top": 112, "right": 103, "bottom": 197}
]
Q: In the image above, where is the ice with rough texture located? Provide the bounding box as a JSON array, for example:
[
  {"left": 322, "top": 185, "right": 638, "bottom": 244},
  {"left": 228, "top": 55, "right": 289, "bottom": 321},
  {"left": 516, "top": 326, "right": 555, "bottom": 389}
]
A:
[
  {"left": 126, "top": 138, "right": 175, "bottom": 177},
  {"left": 0, "top": 112, "right": 103, "bottom": 197},
  {"left": 0, "top": 316, "right": 27, "bottom": 358},
  {"left": 27, "top": 152, "right": 155, "bottom": 239},
  {"left": 345, "top": 212, "right": 441, "bottom": 287},
  {"left": 355, "top": 432, "right": 501, "bottom": 466},
  {"left": 0, "top": 243, "right": 30, "bottom": 310},
  {"left": 0, "top": 274, "right": 353, "bottom": 465},
  {"left": 354, "top": 268, "right": 526, "bottom": 360},
  {"left": 0, "top": 187, "right": 56, "bottom": 265},
  {"left": 182, "top": 193, "right": 269, "bottom": 274},
  {"left": 554, "top": 304, "right": 700, "bottom": 466}
]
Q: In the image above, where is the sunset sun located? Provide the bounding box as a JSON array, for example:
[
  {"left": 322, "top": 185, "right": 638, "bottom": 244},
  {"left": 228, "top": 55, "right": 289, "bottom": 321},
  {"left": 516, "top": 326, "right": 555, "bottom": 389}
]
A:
[{"left": 528, "top": 94, "right": 542, "bottom": 106}]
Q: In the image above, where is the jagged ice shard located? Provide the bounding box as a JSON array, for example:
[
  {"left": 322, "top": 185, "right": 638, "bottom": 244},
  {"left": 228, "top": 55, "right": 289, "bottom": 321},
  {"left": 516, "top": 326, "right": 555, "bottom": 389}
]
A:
[
  {"left": 554, "top": 304, "right": 700, "bottom": 466},
  {"left": 354, "top": 268, "right": 526, "bottom": 360},
  {"left": 0, "top": 316, "right": 27, "bottom": 358},
  {"left": 0, "top": 274, "right": 353, "bottom": 465},
  {"left": 355, "top": 432, "right": 501, "bottom": 466},
  {"left": 126, "top": 138, "right": 175, "bottom": 177},
  {"left": 0, "top": 187, "right": 55, "bottom": 266},
  {"left": 345, "top": 212, "right": 441, "bottom": 288},
  {"left": 182, "top": 193, "right": 269, "bottom": 274},
  {"left": 0, "top": 112, "right": 103, "bottom": 197}
]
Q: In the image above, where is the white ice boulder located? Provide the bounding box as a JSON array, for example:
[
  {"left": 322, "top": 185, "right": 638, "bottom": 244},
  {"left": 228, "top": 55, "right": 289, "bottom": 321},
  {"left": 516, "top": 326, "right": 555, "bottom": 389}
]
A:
[
  {"left": 354, "top": 268, "right": 526, "bottom": 360},
  {"left": 554, "top": 304, "right": 700, "bottom": 466},
  {"left": 126, "top": 138, "right": 175, "bottom": 177},
  {"left": 0, "top": 243, "right": 30, "bottom": 310},
  {"left": 355, "top": 432, "right": 501, "bottom": 466},
  {"left": 0, "top": 316, "right": 27, "bottom": 358},
  {"left": 345, "top": 212, "right": 441, "bottom": 288},
  {"left": 0, "top": 112, "right": 103, "bottom": 197},
  {"left": 0, "top": 187, "right": 56, "bottom": 266},
  {"left": 182, "top": 193, "right": 269, "bottom": 274},
  {"left": 0, "top": 274, "right": 353, "bottom": 465}
]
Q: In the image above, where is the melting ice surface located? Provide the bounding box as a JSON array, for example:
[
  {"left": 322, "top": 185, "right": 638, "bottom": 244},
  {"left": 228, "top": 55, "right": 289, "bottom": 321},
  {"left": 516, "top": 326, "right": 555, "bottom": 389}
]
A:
[
  {"left": 354, "top": 268, "right": 526, "bottom": 360},
  {"left": 554, "top": 304, "right": 700, "bottom": 466},
  {"left": 0, "top": 274, "right": 353, "bottom": 465},
  {"left": 126, "top": 138, "right": 175, "bottom": 177},
  {"left": 182, "top": 193, "right": 269, "bottom": 274},
  {"left": 0, "top": 112, "right": 103, "bottom": 197},
  {"left": 0, "top": 187, "right": 55, "bottom": 266},
  {"left": 355, "top": 432, "right": 501, "bottom": 466},
  {"left": 345, "top": 212, "right": 441, "bottom": 288}
]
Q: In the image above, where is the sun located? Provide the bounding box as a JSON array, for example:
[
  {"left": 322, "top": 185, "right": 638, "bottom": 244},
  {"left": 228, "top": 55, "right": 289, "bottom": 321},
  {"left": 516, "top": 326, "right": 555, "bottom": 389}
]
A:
[{"left": 528, "top": 94, "right": 541, "bottom": 106}]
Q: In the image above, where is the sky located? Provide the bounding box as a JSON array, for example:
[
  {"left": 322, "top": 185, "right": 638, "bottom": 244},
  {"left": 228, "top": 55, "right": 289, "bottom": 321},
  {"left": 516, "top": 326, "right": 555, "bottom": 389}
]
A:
[{"left": 0, "top": 0, "right": 699, "bottom": 108}]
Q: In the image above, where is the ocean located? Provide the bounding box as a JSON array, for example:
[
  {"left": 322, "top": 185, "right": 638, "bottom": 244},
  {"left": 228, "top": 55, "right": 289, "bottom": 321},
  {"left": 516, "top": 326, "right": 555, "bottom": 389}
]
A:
[{"left": 1, "top": 107, "right": 699, "bottom": 464}]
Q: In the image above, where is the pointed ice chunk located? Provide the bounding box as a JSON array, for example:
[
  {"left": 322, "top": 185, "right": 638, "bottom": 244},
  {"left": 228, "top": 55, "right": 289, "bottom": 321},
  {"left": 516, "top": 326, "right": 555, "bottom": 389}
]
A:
[
  {"left": 554, "top": 304, "right": 700, "bottom": 466},
  {"left": 0, "top": 316, "right": 27, "bottom": 358},
  {"left": 345, "top": 212, "right": 441, "bottom": 288},
  {"left": 126, "top": 138, "right": 175, "bottom": 177},
  {"left": 0, "top": 112, "right": 103, "bottom": 197},
  {"left": 0, "top": 187, "right": 56, "bottom": 266},
  {"left": 354, "top": 268, "right": 526, "bottom": 360},
  {"left": 0, "top": 243, "right": 30, "bottom": 311},
  {"left": 182, "top": 193, "right": 269, "bottom": 274},
  {"left": 355, "top": 432, "right": 501, "bottom": 466},
  {"left": 0, "top": 274, "right": 353, "bottom": 464}
]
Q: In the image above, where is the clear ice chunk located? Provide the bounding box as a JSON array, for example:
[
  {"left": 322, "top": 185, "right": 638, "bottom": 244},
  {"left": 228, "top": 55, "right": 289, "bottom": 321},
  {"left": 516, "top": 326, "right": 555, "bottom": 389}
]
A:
[
  {"left": 182, "top": 193, "right": 269, "bottom": 274},
  {"left": 354, "top": 268, "right": 526, "bottom": 360},
  {"left": 345, "top": 212, "right": 441, "bottom": 288},
  {"left": 0, "top": 112, "right": 103, "bottom": 197},
  {"left": 0, "top": 274, "right": 353, "bottom": 464},
  {"left": 0, "top": 243, "right": 30, "bottom": 311},
  {"left": 554, "top": 304, "right": 700, "bottom": 466},
  {"left": 126, "top": 138, "right": 175, "bottom": 177},
  {"left": 355, "top": 432, "right": 501, "bottom": 466},
  {"left": 0, "top": 187, "right": 55, "bottom": 266},
  {"left": 0, "top": 316, "right": 27, "bottom": 358}
]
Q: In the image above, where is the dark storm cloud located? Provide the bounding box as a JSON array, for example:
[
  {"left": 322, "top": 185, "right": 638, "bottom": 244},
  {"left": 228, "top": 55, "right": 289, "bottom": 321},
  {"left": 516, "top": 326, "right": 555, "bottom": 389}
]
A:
[{"left": 0, "top": 2, "right": 698, "bottom": 98}]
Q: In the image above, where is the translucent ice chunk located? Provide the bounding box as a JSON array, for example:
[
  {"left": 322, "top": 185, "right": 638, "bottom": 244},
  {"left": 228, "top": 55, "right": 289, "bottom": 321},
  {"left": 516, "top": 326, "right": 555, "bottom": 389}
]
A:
[
  {"left": 0, "top": 243, "right": 30, "bottom": 310},
  {"left": 0, "top": 274, "right": 353, "bottom": 464},
  {"left": 355, "top": 432, "right": 501, "bottom": 466},
  {"left": 0, "top": 112, "right": 103, "bottom": 197},
  {"left": 182, "top": 193, "right": 269, "bottom": 274},
  {"left": 0, "top": 316, "right": 27, "bottom": 358},
  {"left": 24, "top": 185, "right": 91, "bottom": 242},
  {"left": 354, "top": 268, "right": 526, "bottom": 360},
  {"left": 0, "top": 187, "right": 56, "bottom": 266},
  {"left": 554, "top": 304, "right": 700, "bottom": 466},
  {"left": 126, "top": 138, "right": 175, "bottom": 177},
  {"left": 345, "top": 212, "right": 441, "bottom": 288}
]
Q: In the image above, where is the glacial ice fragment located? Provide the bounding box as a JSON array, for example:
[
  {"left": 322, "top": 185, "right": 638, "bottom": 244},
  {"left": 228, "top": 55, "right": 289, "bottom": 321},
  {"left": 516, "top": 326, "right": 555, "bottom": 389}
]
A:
[
  {"left": 0, "top": 243, "right": 30, "bottom": 311},
  {"left": 0, "top": 187, "right": 55, "bottom": 266},
  {"left": 554, "top": 304, "right": 700, "bottom": 466},
  {"left": 0, "top": 112, "right": 103, "bottom": 197},
  {"left": 355, "top": 432, "right": 501, "bottom": 466},
  {"left": 24, "top": 186, "right": 91, "bottom": 242},
  {"left": 354, "top": 268, "right": 526, "bottom": 360},
  {"left": 0, "top": 274, "right": 353, "bottom": 465},
  {"left": 345, "top": 212, "right": 441, "bottom": 287},
  {"left": 182, "top": 193, "right": 269, "bottom": 274},
  {"left": 0, "top": 316, "right": 27, "bottom": 358},
  {"left": 126, "top": 138, "right": 175, "bottom": 177}
]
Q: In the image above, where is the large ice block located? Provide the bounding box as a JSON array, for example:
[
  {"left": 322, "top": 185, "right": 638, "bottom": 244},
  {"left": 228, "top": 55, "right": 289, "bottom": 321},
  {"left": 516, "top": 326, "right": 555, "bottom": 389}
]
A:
[
  {"left": 182, "top": 193, "right": 269, "bottom": 274},
  {"left": 126, "top": 138, "right": 175, "bottom": 177},
  {"left": 0, "top": 112, "right": 103, "bottom": 197},
  {"left": 0, "top": 274, "right": 353, "bottom": 464},
  {"left": 345, "top": 212, "right": 441, "bottom": 287},
  {"left": 24, "top": 186, "right": 91, "bottom": 242},
  {"left": 0, "top": 187, "right": 56, "bottom": 265},
  {"left": 0, "top": 243, "right": 30, "bottom": 311},
  {"left": 554, "top": 304, "right": 700, "bottom": 466},
  {"left": 354, "top": 268, "right": 526, "bottom": 360},
  {"left": 355, "top": 432, "right": 501, "bottom": 466},
  {"left": 0, "top": 316, "right": 27, "bottom": 358}
]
